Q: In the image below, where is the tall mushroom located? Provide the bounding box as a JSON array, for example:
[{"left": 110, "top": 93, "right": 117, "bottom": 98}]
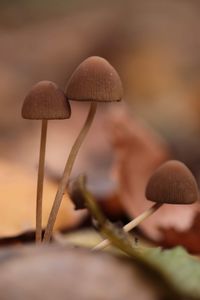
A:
[
  {"left": 93, "top": 160, "right": 199, "bottom": 250},
  {"left": 22, "top": 81, "right": 71, "bottom": 243},
  {"left": 43, "top": 56, "right": 123, "bottom": 242}
]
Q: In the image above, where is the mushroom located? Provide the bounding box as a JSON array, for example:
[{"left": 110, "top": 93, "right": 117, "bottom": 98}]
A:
[
  {"left": 93, "top": 160, "right": 199, "bottom": 250},
  {"left": 43, "top": 56, "right": 123, "bottom": 242},
  {"left": 22, "top": 81, "right": 71, "bottom": 243}
]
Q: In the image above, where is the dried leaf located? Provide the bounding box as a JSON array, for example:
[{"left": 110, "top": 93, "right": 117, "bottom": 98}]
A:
[
  {"left": 159, "top": 212, "right": 200, "bottom": 254},
  {"left": 0, "top": 159, "right": 84, "bottom": 237},
  {"left": 108, "top": 107, "right": 200, "bottom": 240}
]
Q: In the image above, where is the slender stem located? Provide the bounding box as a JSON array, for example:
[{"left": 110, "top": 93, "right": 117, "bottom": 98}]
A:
[
  {"left": 43, "top": 102, "right": 97, "bottom": 243},
  {"left": 36, "top": 119, "right": 48, "bottom": 243},
  {"left": 93, "top": 202, "right": 163, "bottom": 250}
]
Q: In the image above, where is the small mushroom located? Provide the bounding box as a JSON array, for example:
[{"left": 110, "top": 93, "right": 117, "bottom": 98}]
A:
[
  {"left": 43, "top": 56, "right": 123, "bottom": 242},
  {"left": 22, "top": 81, "right": 71, "bottom": 243},
  {"left": 93, "top": 160, "right": 199, "bottom": 250},
  {"left": 146, "top": 160, "right": 199, "bottom": 204}
]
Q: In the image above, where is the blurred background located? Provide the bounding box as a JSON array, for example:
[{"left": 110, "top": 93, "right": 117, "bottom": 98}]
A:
[{"left": 0, "top": 0, "right": 200, "bottom": 241}]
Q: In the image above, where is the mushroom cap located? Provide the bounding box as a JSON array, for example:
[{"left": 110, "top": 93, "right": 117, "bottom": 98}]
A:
[
  {"left": 22, "top": 81, "right": 71, "bottom": 120},
  {"left": 145, "top": 160, "right": 199, "bottom": 204},
  {"left": 65, "top": 56, "right": 123, "bottom": 102}
]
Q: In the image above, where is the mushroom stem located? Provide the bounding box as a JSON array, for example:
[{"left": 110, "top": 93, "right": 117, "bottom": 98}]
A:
[
  {"left": 43, "top": 102, "right": 97, "bottom": 243},
  {"left": 36, "top": 119, "right": 48, "bottom": 243},
  {"left": 93, "top": 202, "right": 163, "bottom": 251}
]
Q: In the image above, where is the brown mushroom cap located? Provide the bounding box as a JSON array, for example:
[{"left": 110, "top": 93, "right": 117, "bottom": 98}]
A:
[
  {"left": 22, "top": 81, "right": 71, "bottom": 120},
  {"left": 65, "top": 56, "right": 123, "bottom": 102},
  {"left": 145, "top": 160, "right": 199, "bottom": 204}
]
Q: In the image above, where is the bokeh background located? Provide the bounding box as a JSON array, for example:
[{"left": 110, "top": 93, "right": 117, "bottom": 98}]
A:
[{"left": 1, "top": 0, "right": 200, "bottom": 239}]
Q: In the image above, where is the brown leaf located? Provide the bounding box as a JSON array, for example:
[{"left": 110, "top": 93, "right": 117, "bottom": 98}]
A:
[
  {"left": 0, "top": 159, "right": 84, "bottom": 237},
  {"left": 159, "top": 212, "right": 200, "bottom": 254},
  {"left": 108, "top": 107, "right": 200, "bottom": 240}
]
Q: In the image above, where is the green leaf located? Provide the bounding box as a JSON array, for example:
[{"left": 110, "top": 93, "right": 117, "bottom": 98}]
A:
[{"left": 142, "top": 246, "right": 200, "bottom": 299}]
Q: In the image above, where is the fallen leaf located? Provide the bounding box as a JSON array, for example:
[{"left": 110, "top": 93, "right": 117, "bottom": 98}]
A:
[
  {"left": 53, "top": 229, "right": 103, "bottom": 248},
  {"left": 144, "top": 246, "right": 200, "bottom": 299},
  {"left": 0, "top": 159, "right": 84, "bottom": 237},
  {"left": 108, "top": 107, "right": 200, "bottom": 240},
  {"left": 158, "top": 212, "right": 200, "bottom": 254}
]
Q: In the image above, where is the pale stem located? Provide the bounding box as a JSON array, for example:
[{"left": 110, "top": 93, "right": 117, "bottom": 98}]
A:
[
  {"left": 36, "top": 119, "right": 48, "bottom": 243},
  {"left": 43, "top": 102, "right": 97, "bottom": 243},
  {"left": 93, "top": 202, "right": 163, "bottom": 250}
]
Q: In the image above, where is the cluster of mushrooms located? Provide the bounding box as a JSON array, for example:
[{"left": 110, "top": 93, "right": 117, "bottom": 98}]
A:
[{"left": 22, "top": 56, "right": 199, "bottom": 247}]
